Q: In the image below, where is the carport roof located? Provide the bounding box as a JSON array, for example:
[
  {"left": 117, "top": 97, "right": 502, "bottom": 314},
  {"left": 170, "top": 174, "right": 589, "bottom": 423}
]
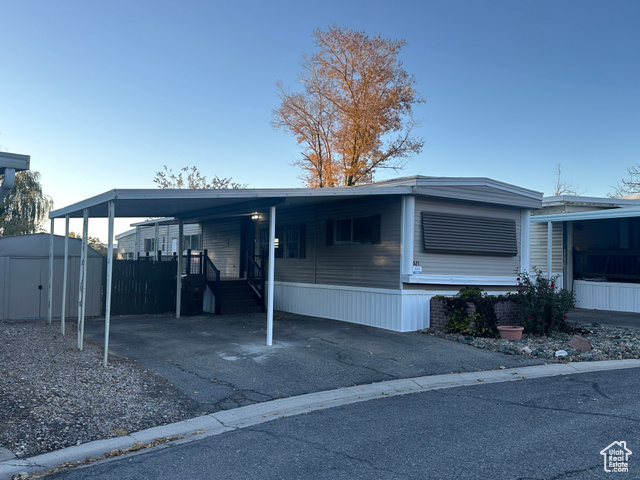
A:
[
  {"left": 49, "top": 176, "right": 543, "bottom": 221},
  {"left": 532, "top": 206, "right": 640, "bottom": 223},
  {"left": 49, "top": 186, "right": 413, "bottom": 221}
]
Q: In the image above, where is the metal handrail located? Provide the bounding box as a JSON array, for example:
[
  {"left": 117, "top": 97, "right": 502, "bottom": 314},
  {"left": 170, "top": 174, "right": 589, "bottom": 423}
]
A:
[
  {"left": 247, "top": 252, "right": 265, "bottom": 311},
  {"left": 203, "top": 250, "right": 221, "bottom": 314}
]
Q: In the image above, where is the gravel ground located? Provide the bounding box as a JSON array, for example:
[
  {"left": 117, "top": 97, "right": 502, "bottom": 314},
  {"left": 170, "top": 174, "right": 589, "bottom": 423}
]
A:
[
  {"left": 0, "top": 319, "right": 204, "bottom": 459},
  {"left": 425, "top": 323, "right": 640, "bottom": 361}
]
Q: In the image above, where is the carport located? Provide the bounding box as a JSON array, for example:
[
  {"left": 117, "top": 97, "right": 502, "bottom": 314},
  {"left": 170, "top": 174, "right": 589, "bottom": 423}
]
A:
[
  {"left": 47, "top": 189, "right": 285, "bottom": 366},
  {"left": 47, "top": 185, "right": 409, "bottom": 366}
]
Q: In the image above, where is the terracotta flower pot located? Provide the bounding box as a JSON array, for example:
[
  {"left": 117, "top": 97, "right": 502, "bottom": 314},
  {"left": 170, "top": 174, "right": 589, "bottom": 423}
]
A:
[{"left": 497, "top": 325, "right": 524, "bottom": 340}]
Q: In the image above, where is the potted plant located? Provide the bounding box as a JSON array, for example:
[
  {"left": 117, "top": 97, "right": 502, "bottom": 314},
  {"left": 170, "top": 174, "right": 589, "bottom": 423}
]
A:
[{"left": 497, "top": 325, "right": 524, "bottom": 340}]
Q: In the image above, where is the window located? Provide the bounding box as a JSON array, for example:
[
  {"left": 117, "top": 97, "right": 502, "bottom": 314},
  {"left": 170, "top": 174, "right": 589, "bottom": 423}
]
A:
[
  {"left": 143, "top": 238, "right": 155, "bottom": 253},
  {"left": 183, "top": 234, "right": 200, "bottom": 251},
  {"left": 421, "top": 212, "right": 517, "bottom": 256},
  {"left": 260, "top": 224, "right": 306, "bottom": 259},
  {"left": 327, "top": 215, "right": 381, "bottom": 245},
  {"left": 284, "top": 225, "right": 300, "bottom": 258}
]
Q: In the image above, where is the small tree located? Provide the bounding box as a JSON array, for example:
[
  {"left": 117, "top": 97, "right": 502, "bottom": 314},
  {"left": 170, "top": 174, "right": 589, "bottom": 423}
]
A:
[
  {"left": 0, "top": 170, "right": 53, "bottom": 236},
  {"left": 153, "top": 166, "right": 247, "bottom": 189},
  {"left": 512, "top": 269, "right": 575, "bottom": 335},
  {"left": 69, "top": 231, "right": 106, "bottom": 255}
]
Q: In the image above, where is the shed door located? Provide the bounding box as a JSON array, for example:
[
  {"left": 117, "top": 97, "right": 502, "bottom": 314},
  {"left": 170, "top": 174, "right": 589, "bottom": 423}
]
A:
[{"left": 8, "top": 258, "right": 47, "bottom": 319}]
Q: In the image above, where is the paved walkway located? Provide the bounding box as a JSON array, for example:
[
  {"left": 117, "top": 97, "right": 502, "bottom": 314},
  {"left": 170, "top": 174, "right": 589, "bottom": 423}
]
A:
[{"left": 570, "top": 307, "right": 640, "bottom": 329}]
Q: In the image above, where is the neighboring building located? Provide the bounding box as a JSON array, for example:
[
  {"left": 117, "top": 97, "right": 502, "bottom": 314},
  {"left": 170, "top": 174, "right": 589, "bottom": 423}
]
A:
[
  {"left": 531, "top": 195, "right": 640, "bottom": 313},
  {"left": 48, "top": 176, "right": 542, "bottom": 331},
  {"left": 115, "top": 219, "right": 202, "bottom": 259},
  {"left": 0, "top": 233, "right": 103, "bottom": 320}
]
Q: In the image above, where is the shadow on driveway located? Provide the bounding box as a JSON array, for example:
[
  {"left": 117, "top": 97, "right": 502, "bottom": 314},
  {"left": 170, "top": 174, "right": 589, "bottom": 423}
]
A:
[{"left": 84, "top": 312, "right": 545, "bottom": 413}]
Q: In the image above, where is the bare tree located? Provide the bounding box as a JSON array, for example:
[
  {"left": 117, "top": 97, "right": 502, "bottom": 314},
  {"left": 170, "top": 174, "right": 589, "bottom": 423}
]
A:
[
  {"left": 274, "top": 26, "right": 424, "bottom": 187},
  {"left": 610, "top": 164, "right": 640, "bottom": 198},
  {"left": 552, "top": 163, "right": 585, "bottom": 196},
  {"left": 153, "top": 166, "right": 246, "bottom": 189}
]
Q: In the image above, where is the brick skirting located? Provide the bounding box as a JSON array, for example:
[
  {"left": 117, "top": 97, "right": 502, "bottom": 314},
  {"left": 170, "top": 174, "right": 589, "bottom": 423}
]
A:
[{"left": 429, "top": 297, "right": 520, "bottom": 332}]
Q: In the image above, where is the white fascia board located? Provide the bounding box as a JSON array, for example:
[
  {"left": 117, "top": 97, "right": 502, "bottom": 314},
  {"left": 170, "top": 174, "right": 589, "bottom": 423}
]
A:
[
  {"left": 413, "top": 176, "right": 543, "bottom": 201},
  {"left": 48, "top": 186, "right": 413, "bottom": 219},
  {"left": 50, "top": 190, "right": 118, "bottom": 218},
  {"left": 402, "top": 274, "right": 518, "bottom": 286},
  {"left": 542, "top": 195, "right": 640, "bottom": 208},
  {"left": 130, "top": 217, "right": 176, "bottom": 227},
  {"left": 112, "top": 186, "right": 412, "bottom": 199},
  {"left": 114, "top": 229, "right": 136, "bottom": 240},
  {"left": 531, "top": 207, "right": 640, "bottom": 223}
]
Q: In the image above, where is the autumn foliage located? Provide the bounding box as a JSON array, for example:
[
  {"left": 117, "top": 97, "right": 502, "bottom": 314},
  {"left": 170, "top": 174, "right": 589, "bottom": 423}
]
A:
[{"left": 274, "top": 26, "right": 424, "bottom": 187}]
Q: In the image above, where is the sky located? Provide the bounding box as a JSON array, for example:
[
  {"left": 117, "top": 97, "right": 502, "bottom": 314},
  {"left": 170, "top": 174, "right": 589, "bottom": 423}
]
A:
[{"left": 2, "top": 0, "right": 639, "bottom": 241}]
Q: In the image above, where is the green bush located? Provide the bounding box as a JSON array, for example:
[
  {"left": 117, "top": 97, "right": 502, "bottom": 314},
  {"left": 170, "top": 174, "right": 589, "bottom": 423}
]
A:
[
  {"left": 511, "top": 269, "right": 575, "bottom": 335},
  {"left": 442, "top": 287, "right": 500, "bottom": 338}
]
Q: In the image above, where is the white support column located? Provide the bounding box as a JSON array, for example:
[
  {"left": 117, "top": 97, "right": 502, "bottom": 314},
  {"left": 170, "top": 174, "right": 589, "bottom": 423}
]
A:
[
  {"left": 400, "top": 196, "right": 415, "bottom": 278},
  {"left": 104, "top": 201, "right": 115, "bottom": 367},
  {"left": 154, "top": 222, "right": 159, "bottom": 262},
  {"left": 48, "top": 219, "right": 55, "bottom": 323},
  {"left": 520, "top": 209, "right": 531, "bottom": 274},
  {"left": 176, "top": 221, "right": 183, "bottom": 318},
  {"left": 78, "top": 209, "right": 89, "bottom": 351},
  {"left": 77, "top": 218, "right": 85, "bottom": 349},
  {"left": 546, "top": 221, "right": 553, "bottom": 279},
  {"left": 61, "top": 215, "right": 69, "bottom": 335},
  {"left": 266, "top": 205, "right": 276, "bottom": 346}
]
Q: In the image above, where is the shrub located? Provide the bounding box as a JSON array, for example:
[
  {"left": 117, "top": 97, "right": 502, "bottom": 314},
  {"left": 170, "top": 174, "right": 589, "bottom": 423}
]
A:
[
  {"left": 511, "top": 269, "right": 575, "bottom": 335},
  {"left": 442, "top": 287, "right": 500, "bottom": 338}
]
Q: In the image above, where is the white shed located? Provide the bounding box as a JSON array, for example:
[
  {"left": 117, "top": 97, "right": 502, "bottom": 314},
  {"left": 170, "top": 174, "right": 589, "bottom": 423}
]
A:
[{"left": 0, "top": 233, "right": 103, "bottom": 320}]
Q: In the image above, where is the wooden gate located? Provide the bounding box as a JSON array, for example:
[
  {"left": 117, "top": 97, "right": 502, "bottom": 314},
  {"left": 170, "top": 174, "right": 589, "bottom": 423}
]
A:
[{"left": 110, "top": 260, "right": 177, "bottom": 315}]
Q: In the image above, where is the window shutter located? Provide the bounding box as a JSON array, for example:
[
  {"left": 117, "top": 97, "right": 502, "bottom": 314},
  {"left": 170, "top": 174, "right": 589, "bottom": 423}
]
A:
[
  {"left": 299, "top": 223, "right": 306, "bottom": 259},
  {"left": 371, "top": 215, "right": 381, "bottom": 244},
  {"left": 326, "top": 219, "right": 334, "bottom": 245},
  {"left": 422, "top": 212, "right": 517, "bottom": 256}
]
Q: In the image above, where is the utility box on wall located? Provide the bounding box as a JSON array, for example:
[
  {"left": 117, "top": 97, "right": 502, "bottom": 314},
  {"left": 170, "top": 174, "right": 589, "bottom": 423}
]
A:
[{"left": 0, "top": 233, "right": 104, "bottom": 320}]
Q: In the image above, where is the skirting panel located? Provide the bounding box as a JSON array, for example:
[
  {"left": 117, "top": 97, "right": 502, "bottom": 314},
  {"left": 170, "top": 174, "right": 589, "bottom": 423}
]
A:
[
  {"left": 574, "top": 280, "right": 640, "bottom": 313},
  {"left": 274, "top": 282, "right": 434, "bottom": 332}
]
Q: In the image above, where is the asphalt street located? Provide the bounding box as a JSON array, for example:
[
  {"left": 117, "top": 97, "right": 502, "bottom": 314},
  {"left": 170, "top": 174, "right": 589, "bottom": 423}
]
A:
[{"left": 47, "top": 367, "right": 640, "bottom": 480}]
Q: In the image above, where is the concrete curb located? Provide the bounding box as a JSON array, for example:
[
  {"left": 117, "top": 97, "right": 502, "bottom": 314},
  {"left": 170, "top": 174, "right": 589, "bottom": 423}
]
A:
[{"left": 2, "top": 359, "right": 639, "bottom": 479}]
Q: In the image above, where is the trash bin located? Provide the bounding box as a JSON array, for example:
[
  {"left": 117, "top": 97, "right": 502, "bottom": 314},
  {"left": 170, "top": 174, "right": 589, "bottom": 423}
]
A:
[{"left": 181, "top": 274, "right": 206, "bottom": 316}]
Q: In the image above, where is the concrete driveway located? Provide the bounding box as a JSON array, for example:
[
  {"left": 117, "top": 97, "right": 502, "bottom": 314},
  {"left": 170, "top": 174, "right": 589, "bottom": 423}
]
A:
[{"left": 83, "top": 312, "right": 545, "bottom": 413}]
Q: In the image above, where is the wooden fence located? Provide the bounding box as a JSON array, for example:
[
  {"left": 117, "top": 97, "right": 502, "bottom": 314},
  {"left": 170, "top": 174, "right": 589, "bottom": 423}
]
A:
[{"left": 109, "top": 260, "right": 177, "bottom": 315}]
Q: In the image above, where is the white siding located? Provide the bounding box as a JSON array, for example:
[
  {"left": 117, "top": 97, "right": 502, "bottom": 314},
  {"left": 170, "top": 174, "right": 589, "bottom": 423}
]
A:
[
  {"left": 117, "top": 224, "right": 201, "bottom": 257},
  {"left": 529, "top": 221, "right": 563, "bottom": 274},
  {"left": 274, "top": 281, "right": 433, "bottom": 332},
  {"left": 202, "top": 218, "right": 242, "bottom": 277},
  {"left": 574, "top": 280, "right": 640, "bottom": 312}
]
